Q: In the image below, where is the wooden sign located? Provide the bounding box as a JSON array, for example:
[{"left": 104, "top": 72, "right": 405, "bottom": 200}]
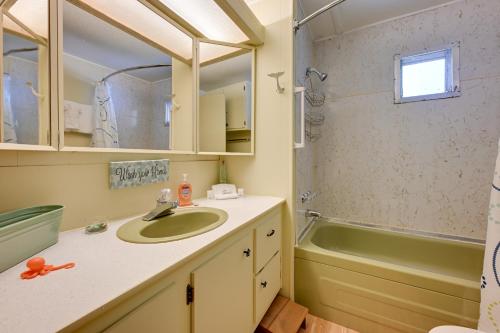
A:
[{"left": 109, "top": 159, "right": 169, "bottom": 189}]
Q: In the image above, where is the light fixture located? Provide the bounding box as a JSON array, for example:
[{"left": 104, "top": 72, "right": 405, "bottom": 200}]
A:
[
  {"left": 5, "top": 0, "right": 48, "bottom": 41},
  {"left": 199, "top": 42, "right": 243, "bottom": 64},
  {"left": 158, "top": 0, "right": 248, "bottom": 43}
]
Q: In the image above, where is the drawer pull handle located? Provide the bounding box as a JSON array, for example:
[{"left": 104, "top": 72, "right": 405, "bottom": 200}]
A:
[
  {"left": 243, "top": 248, "right": 251, "bottom": 257},
  {"left": 261, "top": 281, "right": 268, "bottom": 288},
  {"left": 266, "top": 229, "right": 276, "bottom": 237}
]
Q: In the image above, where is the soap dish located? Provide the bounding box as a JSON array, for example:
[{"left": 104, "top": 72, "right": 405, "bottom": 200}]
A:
[{"left": 85, "top": 222, "right": 108, "bottom": 234}]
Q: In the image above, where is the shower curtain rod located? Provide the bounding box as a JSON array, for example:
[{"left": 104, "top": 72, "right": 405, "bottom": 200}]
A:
[
  {"left": 3, "top": 47, "right": 38, "bottom": 57},
  {"left": 100, "top": 64, "right": 172, "bottom": 82},
  {"left": 293, "top": 0, "right": 347, "bottom": 32}
]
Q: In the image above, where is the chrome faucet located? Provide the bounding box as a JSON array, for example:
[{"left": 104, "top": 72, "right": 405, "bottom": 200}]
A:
[
  {"left": 142, "top": 201, "right": 178, "bottom": 221},
  {"left": 305, "top": 209, "right": 321, "bottom": 219}
]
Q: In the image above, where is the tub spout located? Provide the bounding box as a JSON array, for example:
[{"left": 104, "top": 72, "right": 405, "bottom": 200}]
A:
[{"left": 305, "top": 209, "right": 321, "bottom": 219}]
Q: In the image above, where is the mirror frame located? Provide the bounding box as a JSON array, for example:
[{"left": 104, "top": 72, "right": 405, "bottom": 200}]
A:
[
  {"left": 55, "top": 0, "right": 198, "bottom": 154},
  {"left": 196, "top": 38, "right": 255, "bottom": 156},
  {"left": 0, "top": 0, "right": 59, "bottom": 152}
]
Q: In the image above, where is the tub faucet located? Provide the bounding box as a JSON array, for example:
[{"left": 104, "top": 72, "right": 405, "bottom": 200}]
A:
[
  {"left": 305, "top": 209, "right": 321, "bottom": 219},
  {"left": 143, "top": 201, "right": 178, "bottom": 221}
]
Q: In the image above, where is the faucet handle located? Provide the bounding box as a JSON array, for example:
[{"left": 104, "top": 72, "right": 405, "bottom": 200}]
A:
[{"left": 143, "top": 201, "right": 178, "bottom": 221}]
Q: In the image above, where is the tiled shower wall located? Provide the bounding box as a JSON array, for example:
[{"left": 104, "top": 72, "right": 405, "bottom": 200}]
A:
[
  {"left": 307, "top": 0, "right": 500, "bottom": 239},
  {"left": 107, "top": 75, "right": 171, "bottom": 150},
  {"left": 4, "top": 56, "right": 39, "bottom": 145}
]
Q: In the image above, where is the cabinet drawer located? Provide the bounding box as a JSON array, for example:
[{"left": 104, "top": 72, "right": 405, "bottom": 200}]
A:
[
  {"left": 255, "top": 253, "right": 281, "bottom": 324},
  {"left": 255, "top": 209, "right": 281, "bottom": 272}
]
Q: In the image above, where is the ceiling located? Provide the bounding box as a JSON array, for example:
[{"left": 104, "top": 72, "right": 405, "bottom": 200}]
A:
[{"left": 297, "top": 0, "right": 457, "bottom": 41}]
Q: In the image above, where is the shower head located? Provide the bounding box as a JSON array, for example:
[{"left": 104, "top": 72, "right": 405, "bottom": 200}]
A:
[{"left": 306, "top": 67, "right": 328, "bottom": 81}]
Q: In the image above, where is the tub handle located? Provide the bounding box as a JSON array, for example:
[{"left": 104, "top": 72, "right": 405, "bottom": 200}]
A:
[
  {"left": 243, "top": 248, "right": 251, "bottom": 257},
  {"left": 261, "top": 281, "right": 268, "bottom": 288},
  {"left": 267, "top": 229, "right": 276, "bottom": 237}
]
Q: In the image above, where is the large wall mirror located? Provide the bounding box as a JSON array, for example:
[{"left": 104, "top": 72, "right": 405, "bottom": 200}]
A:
[
  {"left": 60, "top": 0, "right": 195, "bottom": 152},
  {"left": 1, "top": 0, "right": 52, "bottom": 148},
  {"left": 198, "top": 40, "right": 254, "bottom": 155}
]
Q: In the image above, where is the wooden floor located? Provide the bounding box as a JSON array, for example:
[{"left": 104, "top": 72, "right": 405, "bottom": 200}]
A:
[{"left": 298, "top": 314, "right": 359, "bottom": 333}]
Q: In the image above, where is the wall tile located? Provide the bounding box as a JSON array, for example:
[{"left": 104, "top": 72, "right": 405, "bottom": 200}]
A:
[{"left": 306, "top": 0, "right": 500, "bottom": 239}]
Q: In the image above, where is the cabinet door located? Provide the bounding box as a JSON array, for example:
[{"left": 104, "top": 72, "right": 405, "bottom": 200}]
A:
[
  {"left": 199, "top": 93, "right": 226, "bottom": 152},
  {"left": 225, "top": 82, "right": 248, "bottom": 129},
  {"left": 192, "top": 234, "right": 253, "bottom": 333},
  {"left": 103, "top": 280, "right": 186, "bottom": 333}
]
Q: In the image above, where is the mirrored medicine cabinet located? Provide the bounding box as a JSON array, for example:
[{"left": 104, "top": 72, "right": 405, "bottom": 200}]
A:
[
  {"left": 58, "top": 0, "right": 195, "bottom": 153},
  {"left": 0, "top": 0, "right": 55, "bottom": 150},
  {"left": 197, "top": 40, "right": 255, "bottom": 155},
  {"left": 0, "top": 0, "right": 256, "bottom": 156}
]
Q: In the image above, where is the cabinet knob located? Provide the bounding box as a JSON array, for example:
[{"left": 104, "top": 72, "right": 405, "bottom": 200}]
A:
[
  {"left": 266, "top": 229, "right": 276, "bottom": 237},
  {"left": 243, "top": 248, "right": 251, "bottom": 257},
  {"left": 261, "top": 281, "right": 268, "bottom": 288}
]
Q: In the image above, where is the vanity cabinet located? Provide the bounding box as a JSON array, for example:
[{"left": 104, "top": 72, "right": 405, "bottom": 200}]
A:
[
  {"left": 192, "top": 233, "right": 254, "bottom": 333},
  {"left": 69, "top": 207, "right": 281, "bottom": 333},
  {"left": 102, "top": 279, "right": 186, "bottom": 333},
  {"left": 255, "top": 253, "right": 281, "bottom": 322},
  {"left": 254, "top": 208, "right": 282, "bottom": 323}
]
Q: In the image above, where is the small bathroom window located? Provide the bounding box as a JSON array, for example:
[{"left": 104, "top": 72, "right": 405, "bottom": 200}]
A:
[{"left": 394, "top": 42, "right": 460, "bottom": 103}]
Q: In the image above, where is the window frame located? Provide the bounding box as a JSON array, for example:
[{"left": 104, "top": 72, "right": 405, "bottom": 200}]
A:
[{"left": 394, "top": 42, "right": 461, "bottom": 104}]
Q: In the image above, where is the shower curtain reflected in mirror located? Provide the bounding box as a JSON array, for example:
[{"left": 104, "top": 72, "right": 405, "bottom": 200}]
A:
[
  {"left": 2, "top": 74, "right": 17, "bottom": 143},
  {"left": 91, "top": 81, "right": 119, "bottom": 148}
]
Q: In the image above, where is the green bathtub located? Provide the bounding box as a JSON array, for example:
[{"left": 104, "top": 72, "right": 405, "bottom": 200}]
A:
[{"left": 295, "top": 219, "right": 484, "bottom": 333}]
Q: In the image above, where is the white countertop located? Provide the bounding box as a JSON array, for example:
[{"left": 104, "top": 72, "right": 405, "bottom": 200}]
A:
[{"left": 0, "top": 196, "right": 284, "bottom": 333}]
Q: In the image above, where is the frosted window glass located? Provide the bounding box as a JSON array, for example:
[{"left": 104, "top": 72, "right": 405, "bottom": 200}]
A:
[{"left": 402, "top": 58, "right": 446, "bottom": 98}]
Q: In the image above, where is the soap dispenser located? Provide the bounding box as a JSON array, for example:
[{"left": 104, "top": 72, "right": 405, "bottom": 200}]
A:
[{"left": 178, "top": 173, "right": 192, "bottom": 206}]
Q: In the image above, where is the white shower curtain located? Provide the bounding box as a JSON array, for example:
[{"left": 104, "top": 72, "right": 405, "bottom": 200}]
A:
[
  {"left": 91, "top": 81, "right": 119, "bottom": 148},
  {"left": 479, "top": 138, "right": 500, "bottom": 332},
  {"left": 2, "top": 74, "right": 17, "bottom": 143}
]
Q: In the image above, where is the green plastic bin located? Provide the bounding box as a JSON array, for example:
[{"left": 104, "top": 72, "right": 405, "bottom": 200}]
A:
[{"left": 0, "top": 205, "right": 64, "bottom": 273}]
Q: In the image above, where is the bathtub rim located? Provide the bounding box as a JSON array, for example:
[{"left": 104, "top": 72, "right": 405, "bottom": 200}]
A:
[{"left": 295, "top": 219, "right": 482, "bottom": 302}]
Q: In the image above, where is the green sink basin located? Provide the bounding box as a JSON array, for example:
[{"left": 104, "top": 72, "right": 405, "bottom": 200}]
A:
[{"left": 117, "top": 207, "right": 228, "bottom": 244}]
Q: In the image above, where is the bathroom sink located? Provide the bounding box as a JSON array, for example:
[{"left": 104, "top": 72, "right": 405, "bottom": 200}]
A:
[{"left": 117, "top": 207, "right": 228, "bottom": 244}]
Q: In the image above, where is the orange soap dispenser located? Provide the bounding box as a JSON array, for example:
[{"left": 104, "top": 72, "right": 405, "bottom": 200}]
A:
[{"left": 178, "top": 173, "right": 192, "bottom": 206}]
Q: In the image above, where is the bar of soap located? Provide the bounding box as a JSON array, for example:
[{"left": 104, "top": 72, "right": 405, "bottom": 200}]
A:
[{"left": 85, "top": 222, "right": 108, "bottom": 234}]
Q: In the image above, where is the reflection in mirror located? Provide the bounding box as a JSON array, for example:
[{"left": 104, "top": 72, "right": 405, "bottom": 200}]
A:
[
  {"left": 1, "top": 0, "right": 50, "bottom": 146},
  {"left": 62, "top": 0, "right": 194, "bottom": 151},
  {"left": 199, "top": 42, "right": 253, "bottom": 154}
]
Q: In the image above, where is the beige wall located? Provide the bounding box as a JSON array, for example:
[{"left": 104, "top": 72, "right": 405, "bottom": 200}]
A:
[
  {"left": 310, "top": 0, "right": 500, "bottom": 239},
  {"left": 225, "top": 0, "right": 295, "bottom": 298},
  {"left": 0, "top": 150, "right": 218, "bottom": 231}
]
